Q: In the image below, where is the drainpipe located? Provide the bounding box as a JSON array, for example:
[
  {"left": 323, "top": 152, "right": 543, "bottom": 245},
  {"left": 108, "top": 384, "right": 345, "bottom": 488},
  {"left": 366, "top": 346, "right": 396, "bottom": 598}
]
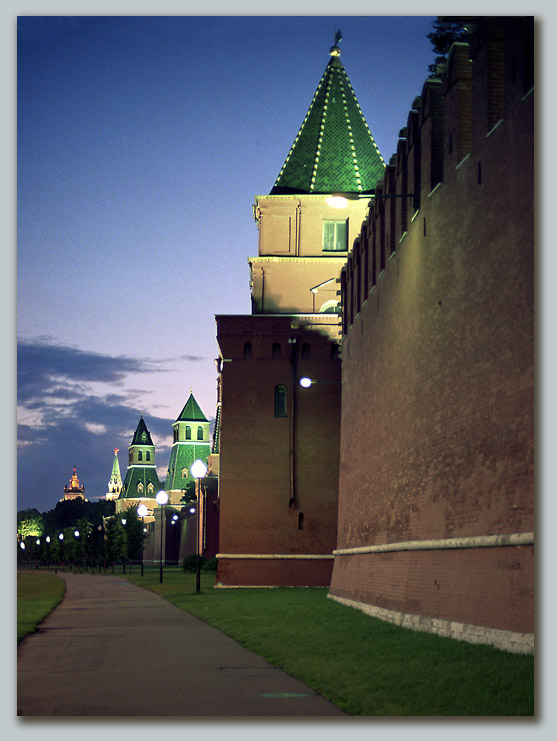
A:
[{"left": 288, "top": 337, "right": 298, "bottom": 509}]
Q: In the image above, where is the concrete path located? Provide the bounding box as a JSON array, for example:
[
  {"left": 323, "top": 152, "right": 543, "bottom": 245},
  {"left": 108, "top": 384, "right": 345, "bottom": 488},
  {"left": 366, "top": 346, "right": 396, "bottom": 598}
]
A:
[{"left": 17, "top": 572, "right": 344, "bottom": 717}]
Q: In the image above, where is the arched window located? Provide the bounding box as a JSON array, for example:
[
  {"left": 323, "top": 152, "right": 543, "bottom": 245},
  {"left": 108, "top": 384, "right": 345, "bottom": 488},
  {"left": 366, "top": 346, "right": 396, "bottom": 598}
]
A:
[
  {"left": 146, "top": 451, "right": 151, "bottom": 461},
  {"left": 272, "top": 342, "right": 281, "bottom": 359},
  {"left": 186, "top": 426, "right": 191, "bottom": 440},
  {"left": 197, "top": 426, "right": 203, "bottom": 441},
  {"left": 173, "top": 428, "right": 178, "bottom": 442},
  {"left": 301, "top": 342, "right": 310, "bottom": 359},
  {"left": 182, "top": 468, "right": 188, "bottom": 479},
  {"left": 274, "top": 385, "right": 287, "bottom": 417},
  {"left": 244, "top": 342, "right": 252, "bottom": 359},
  {"left": 138, "top": 450, "right": 143, "bottom": 462}
]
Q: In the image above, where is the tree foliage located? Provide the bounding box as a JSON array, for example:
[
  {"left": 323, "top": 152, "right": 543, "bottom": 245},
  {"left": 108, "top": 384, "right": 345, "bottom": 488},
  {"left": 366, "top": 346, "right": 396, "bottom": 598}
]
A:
[{"left": 427, "top": 17, "right": 471, "bottom": 75}]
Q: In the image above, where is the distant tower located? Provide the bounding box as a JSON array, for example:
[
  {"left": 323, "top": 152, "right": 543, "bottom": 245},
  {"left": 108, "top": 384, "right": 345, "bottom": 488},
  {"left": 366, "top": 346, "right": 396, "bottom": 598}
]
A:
[
  {"left": 106, "top": 448, "right": 122, "bottom": 501},
  {"left": 116, "top": 415, "right": 162, "bottom": 516},
  {"left": 165, "top": 391, "right": 211, "bottom": 505},
  {"left": 61, "top": 466, "right": 85, "bottom": 502}
]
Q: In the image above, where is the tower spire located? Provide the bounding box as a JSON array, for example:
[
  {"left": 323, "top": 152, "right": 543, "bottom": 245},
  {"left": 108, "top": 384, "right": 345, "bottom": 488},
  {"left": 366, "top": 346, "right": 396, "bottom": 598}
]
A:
[{"left": 270, "top": 39, "right": 384, "bottom": 195}]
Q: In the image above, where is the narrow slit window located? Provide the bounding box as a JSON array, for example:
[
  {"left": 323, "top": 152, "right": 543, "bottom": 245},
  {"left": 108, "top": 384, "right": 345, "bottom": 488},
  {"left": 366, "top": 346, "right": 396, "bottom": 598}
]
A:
[
  {"left": 274, "top": 385, "right": 287, "bottom": 417},
  {"left": 272, "top": 342, "right": 281, "bottom": 359}
]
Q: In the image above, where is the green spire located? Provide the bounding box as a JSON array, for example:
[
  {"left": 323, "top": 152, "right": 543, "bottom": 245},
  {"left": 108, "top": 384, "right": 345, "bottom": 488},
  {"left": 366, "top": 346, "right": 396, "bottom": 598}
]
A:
[
  {"left": 176, "top": 391, "right": 208, "bottom": 423},
  {"left": 271, "top": 42, "right": 384, "bottom": 195},
  {"left": 131, "top": 415, "right": 154, "bottom": 446},
  {"left": 109, "top": 449, "right": 122, "bottom": 486}
]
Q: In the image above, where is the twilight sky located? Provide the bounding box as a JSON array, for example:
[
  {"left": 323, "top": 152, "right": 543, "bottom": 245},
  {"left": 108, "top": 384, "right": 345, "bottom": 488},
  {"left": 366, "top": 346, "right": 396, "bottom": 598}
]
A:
[{"left": 17, "top": 12, "right": 445, "bottom": 513}]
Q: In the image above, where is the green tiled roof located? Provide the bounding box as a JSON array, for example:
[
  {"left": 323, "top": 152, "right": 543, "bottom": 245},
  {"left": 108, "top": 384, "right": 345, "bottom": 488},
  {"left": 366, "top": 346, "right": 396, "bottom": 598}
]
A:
[
  {"left": 120, "top": 466, "right": 162, "bottom": 500},
  {"left": 212, "top": 403, "right": 221, "bottom": 454},
  {"left": 131, "top": 416, "right": 154, "bottom": 446},
  {"left": 176, "top": 392, "right": 208, "bottom": 423},
  {"left": 271, "top": 46, "right": 384, "bottom": 195},
  {"left": 164, "top": 442, "right": 211, "bottom": 491}
]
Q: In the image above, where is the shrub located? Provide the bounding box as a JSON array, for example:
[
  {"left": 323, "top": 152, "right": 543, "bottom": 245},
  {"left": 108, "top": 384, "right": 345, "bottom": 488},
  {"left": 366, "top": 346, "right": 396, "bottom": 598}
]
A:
[{"left": 182, "top": 554, "right": 204, "bottom": 573}]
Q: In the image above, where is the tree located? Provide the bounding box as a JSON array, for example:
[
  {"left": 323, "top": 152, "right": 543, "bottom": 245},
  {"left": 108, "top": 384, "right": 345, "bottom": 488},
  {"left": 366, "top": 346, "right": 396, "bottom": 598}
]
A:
[
  {"left": 17, "top": 509, "right": 44, "bottom": 538},
  {"left": 119, "top": 506, "right": 145, "bottom": 564},
  {"left": 427, "top": 17, "right": 471, "bottom": 75}
]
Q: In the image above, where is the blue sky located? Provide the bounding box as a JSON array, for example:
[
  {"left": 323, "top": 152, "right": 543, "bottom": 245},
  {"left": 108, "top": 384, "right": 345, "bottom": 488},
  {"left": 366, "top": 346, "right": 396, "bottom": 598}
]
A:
[{"left": 17, "top": 13, "right": 445, "bottom": 512}]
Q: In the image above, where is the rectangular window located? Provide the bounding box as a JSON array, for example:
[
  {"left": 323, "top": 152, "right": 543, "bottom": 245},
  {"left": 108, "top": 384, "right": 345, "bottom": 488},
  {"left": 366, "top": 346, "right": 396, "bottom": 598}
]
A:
[{"left": 323, "top": 220, "right": 348, "bottom": 252}]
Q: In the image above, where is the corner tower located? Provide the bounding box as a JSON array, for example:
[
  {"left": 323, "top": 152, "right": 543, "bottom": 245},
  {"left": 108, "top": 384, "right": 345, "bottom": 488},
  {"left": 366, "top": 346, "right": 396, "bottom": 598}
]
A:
[{"left": 215, "top": 35, "right": 384, "bottom": 587}]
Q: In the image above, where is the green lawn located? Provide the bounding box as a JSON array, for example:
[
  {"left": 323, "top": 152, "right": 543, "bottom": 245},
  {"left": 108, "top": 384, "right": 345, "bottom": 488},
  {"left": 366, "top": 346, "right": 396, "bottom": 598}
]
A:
[
  {"left": 122, "top": 566, "right": 535, "bottom": 716},
  {"left": 17, "top": 570, "right": 66, "bottom": 643}
]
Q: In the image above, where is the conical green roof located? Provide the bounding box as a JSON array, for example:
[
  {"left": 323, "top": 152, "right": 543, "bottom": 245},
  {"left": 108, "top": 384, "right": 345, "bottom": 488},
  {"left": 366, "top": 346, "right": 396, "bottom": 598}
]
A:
[
  {"left": 271, "top": 45, "right": 384, "bottom": 195},
  {"left": 176, "top": 392, "right": 208, "bottom": 423},
  {"left": 109, "top": 449, "right": 122, "bottom": 485},
  {"left": 131, "top": 416, "right": 154, "bottom": 446}
]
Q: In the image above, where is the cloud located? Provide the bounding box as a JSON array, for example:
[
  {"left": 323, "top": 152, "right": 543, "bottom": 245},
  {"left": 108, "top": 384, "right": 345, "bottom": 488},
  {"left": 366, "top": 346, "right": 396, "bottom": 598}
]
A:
[
  {"left": 17, "top": 338, "right": 160, "bottom": 405},
  {"left": 16, "top": 338, "right": 184, "bottom": 512}
]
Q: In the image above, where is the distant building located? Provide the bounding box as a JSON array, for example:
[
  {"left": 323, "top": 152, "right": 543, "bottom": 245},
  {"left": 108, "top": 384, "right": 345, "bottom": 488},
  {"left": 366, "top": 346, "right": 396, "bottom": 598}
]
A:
[
  {"left": 106, "top": 448, "right": 122, "bottom": 501},
  {"left": 61, "top": 466, "right": 85, "bottom": 502},
  {"left": 116, "top": 415, "right": 162, "bottom": 519},
  {"left": 164, "top": 391, "right": 211, "bottom": 506}
]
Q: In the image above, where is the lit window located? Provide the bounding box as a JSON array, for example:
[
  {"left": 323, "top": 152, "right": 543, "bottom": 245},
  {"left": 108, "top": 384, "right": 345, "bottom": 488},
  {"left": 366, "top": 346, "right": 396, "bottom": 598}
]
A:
[
  {"left": 182, "top": 468, "right": 188, "bottom": 478},
  {"left": 274, "top": 385, "right": 287, "bottom": 417},
  {"left": 323, "top": 220, "right": 348, "bottom": 252}
]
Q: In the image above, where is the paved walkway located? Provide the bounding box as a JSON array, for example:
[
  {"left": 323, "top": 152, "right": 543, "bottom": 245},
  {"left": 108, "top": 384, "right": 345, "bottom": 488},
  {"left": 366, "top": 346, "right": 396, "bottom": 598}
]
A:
[{"left": 17, "top": 572, "right": 344, "bottom": 717}]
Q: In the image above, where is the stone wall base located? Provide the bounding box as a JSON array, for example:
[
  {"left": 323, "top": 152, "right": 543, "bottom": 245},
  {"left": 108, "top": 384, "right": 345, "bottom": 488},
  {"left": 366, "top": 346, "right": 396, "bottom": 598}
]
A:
[{"left": 328, "top": 594, "right": 534, "bottom": 655}]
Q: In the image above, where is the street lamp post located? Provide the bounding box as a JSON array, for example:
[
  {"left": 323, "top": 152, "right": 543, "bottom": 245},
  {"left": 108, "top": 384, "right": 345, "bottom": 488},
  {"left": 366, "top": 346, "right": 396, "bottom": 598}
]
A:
[
  {"left": 190, "top": 459, "right": 208, "bottom": 593},
  {"left": 155, "top": 491, "right": 169, "bottom": 583},
  {"left": 137, "top": 504, "right": 148, "bottom": 577}
]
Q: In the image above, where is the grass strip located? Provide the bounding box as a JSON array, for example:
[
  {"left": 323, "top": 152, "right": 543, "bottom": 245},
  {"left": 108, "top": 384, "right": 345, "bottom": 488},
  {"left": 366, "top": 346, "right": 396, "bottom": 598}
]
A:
[
  {"left": 17, "top": 570, "right": 66, "bottom": 644},
  {"left": 121, "top": 567, "right": 534, "bottom": 716}
]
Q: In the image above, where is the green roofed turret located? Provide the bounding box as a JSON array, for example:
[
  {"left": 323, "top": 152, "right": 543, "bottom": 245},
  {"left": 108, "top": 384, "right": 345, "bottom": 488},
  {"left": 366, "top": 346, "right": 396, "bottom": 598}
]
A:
[
  {"left": 271, "top": 36, "right": 384, "bottom": 195},
  {"left": 120, "top": 415, "right": 162, "bottom": 501},
  {"left": 165, "top": 391, "right": 211, "bottom": 494}
]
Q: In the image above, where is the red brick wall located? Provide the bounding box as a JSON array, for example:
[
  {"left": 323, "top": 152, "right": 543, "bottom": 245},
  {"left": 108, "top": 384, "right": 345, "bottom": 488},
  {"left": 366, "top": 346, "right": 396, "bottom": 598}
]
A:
[
  {"left": 216, "top": 315, "right": 342, "bottom": 586},
  {"left": 331, "top": 18, "right": 534, "bottom": 635}
]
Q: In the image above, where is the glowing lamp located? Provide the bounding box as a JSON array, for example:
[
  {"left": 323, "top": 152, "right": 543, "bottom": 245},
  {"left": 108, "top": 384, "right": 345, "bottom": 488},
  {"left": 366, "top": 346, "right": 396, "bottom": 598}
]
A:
[
  {"left": 299, "top": 377, "right": 314, "bottom": 388},
  {"left": 137, "top": 504, "right": 148, "bottom": 518},
  {"left": 326, "top": 195, "right": 348, "bottom": 209},
  {"left": 156, "top": 490, "right": 169, "bottom": 506},
  {"left": 190, "top": 460, "right": 208, "bottom": 479}
]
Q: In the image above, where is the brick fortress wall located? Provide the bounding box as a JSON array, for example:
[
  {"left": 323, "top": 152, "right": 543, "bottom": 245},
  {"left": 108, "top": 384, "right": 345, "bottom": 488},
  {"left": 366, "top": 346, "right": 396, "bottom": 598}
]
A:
[{"left": 329, "top": 18, "right": 534, "bottom": 651}]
